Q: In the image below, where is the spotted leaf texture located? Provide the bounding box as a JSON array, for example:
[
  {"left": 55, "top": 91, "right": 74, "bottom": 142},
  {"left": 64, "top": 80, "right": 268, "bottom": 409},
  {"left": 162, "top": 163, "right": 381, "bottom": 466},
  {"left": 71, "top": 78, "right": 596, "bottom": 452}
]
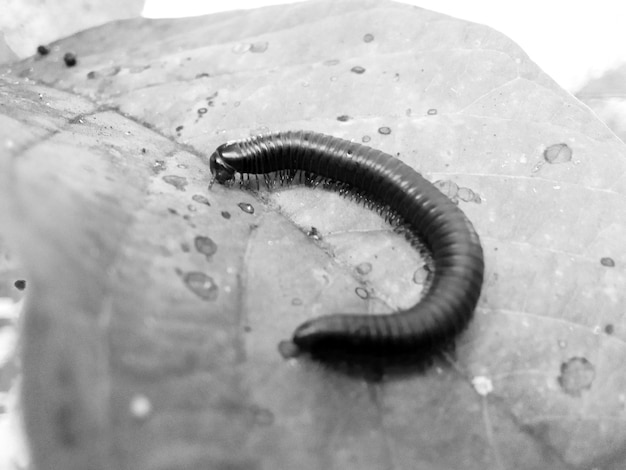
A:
[{"left": 1, "top": 1, "right": 625, "bottom": 469}]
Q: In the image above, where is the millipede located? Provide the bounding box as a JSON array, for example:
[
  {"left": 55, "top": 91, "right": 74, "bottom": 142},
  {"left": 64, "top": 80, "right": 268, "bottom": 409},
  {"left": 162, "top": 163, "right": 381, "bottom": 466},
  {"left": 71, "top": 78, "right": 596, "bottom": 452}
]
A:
[{"left": 210, "top": 130, "right": 484, "bottom": 363}]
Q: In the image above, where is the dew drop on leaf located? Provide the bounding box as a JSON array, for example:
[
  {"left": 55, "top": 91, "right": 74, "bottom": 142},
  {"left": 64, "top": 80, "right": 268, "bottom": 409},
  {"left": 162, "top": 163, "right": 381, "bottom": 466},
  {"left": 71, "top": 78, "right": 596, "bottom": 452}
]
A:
[
  {"left": 355, "top": 287, "right": 369, "bottom": 299},
  {"left": 162, "top": 175, "right": 188, "bottom": 191},
  {"left": 192, "top": 194, "right": 210, "bottom": 206},
  {"left": 194, "top": 235, "right": 217, "bottom": 260},
  {"left": 600, "top": 257, "right": 615, "bottom": 267},
  {"left": 237, "top": 202, "right": 255, "bottom": 214},
  {"left": 182, "top": 272, "right": 218, "bottom": 301},
  {"left": 544, "top": 143, "right": 573, "bottom": 164},
  {"left": 355, "top": 262, "right": 372, "bottom": 275}
]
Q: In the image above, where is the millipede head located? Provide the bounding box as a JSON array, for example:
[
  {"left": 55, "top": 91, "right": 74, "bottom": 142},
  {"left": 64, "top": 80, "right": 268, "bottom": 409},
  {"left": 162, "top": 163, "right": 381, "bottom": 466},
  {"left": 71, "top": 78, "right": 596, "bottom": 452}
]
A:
[{"left": 209, "top": 143, "right": 238, "bottom": 184}]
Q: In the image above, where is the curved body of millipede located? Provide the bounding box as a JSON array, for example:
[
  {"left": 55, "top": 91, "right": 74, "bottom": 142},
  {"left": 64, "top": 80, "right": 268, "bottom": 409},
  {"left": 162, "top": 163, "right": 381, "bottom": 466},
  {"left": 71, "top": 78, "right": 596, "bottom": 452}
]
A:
[{"left": 210, "top": 130, "right": 484, "bottom": 362}]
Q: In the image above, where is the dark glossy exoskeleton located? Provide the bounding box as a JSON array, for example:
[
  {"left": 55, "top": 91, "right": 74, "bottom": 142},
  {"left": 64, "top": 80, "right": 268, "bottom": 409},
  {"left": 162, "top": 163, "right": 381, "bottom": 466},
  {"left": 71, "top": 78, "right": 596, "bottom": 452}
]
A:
[{"left": 210, "top": 130, "right": 484, "bottom": 363}]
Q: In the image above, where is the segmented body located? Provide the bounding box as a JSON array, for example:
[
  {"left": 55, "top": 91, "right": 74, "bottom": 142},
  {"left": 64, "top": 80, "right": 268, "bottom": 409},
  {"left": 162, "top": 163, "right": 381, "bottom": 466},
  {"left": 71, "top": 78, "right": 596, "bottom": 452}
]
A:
[{"left": 210, "top": 130, "right": 484, "bottom": 362}]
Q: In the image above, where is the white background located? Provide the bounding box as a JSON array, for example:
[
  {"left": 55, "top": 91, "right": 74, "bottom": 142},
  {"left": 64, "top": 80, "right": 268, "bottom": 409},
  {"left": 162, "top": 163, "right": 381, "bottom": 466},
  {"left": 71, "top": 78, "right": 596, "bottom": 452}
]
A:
[{"left": 143, "top": 0, "right": 626, "bottom": 92}]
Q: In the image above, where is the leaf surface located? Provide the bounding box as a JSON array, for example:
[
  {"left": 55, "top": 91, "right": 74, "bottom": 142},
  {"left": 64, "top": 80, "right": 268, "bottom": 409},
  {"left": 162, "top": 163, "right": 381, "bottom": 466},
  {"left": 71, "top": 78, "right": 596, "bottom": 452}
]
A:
[{"left": 1, "top": 1, "right": 625, "bottom": 469}]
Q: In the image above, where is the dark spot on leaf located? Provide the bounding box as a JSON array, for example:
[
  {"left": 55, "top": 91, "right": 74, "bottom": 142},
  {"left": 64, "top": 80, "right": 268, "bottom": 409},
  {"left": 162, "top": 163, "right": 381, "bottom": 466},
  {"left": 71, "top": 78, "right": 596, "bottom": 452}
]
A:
[
  {"left": 544, "top": 143, "right": 573, "bottom": 164},
  {"left": 192, "top": 194, "right": 211, "bottom": 206},
  {"left": 55, "top": 403, "right": 77, "bottom": 448},
  {"left": 237, "top": 202, "right": 254, "bottom": 214},
  {"left": 14, "top": 280, "right": 26, "bottom": 290},
  {"left": 183, "top": 272, "right": 218, "bottom": 301},
  {"left": 37, "top": 45, "right": 50, "bottom": 55},
  {"left": 377, "top": 126, "right": 391, "bottom": 135},
  {"left": 307, "top": 226, "right": 321, "bottom": 240},
  {"left": 600, "top": 257, "right": 615, "bottom": 267},
  {"left": 181, "top": 242, "right": 190, "bottom": 252},
  {"left": 86, "top": 70, "right": 97, "bottom": 79},
  {"left": 152, "top": 160, "right": 166, "bottom": 174},
  {"left": 195, "top": 72, "right": 210, "bottom": 79},
  {"left": 194, "top": 235, "right": 217, "bottom": 260},
  {"left": 63, "top": 52, "right": 77, "bottom": 67},
  {"left": 558, "top": 357, "right": 595, "bottom": 397},
  {"left": 221, "top": 211, "right": 231, "bottom": 219},
  {"left": 162, "top": 175, "right": 188, "bottom": 191},
  {"left": 291, "top": 297, "right": 303, "bottom": 306},
  {"left": 355, "top": 287, "right": 369, "bottom": 299},
  {"left": 141, "top": 148, "right": 147, "bottom": 154},
  {"left": 604, "top": 324, "right": 614, "bottom": 335},
  {"left": 175, "top": 125, "right": 184, "bottom": 132},
  {"left": 250, "top": 41, "right": 269, "bottom": 53},
  {"left": 351, "top": 65, "right": 366, "bottom": 74},
  {"left": 363, "top": 33, "right": 374, "bottom": 43},
  {"left": 337, "top": 115, "right": 351, "bottom": 122},
  {"left": 251, "top": 405, "right": 275, "bottom": 426}
]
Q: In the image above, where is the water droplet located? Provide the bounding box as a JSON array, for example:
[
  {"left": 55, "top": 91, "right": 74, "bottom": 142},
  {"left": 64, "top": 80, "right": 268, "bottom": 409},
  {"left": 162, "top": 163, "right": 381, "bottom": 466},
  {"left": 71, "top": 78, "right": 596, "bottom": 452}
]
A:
[
  {"left": 192, "top": 194, "right": 210, "bottom": 206},
  {"left": 163, "top": 175, "right": 188, "bottom": 191},
  {"left": 457, "top": 187, "right": 477, "bottom": 203},
  {"left": 291, "top": 297, "right": 303, "bottom": 306},
  {"left": 558, "top": 357, "right": 595, "bottom": 397},
  {"left": 182, "top": 272, "right": 218, "bottom": 301},
  {"left": 232, "top": 43, "right": 251, "bottom": 54},
  {"left": 194, "top": 235, "right": 217, "bottom": 260},
  {"left": 177, "top": 163, "right": 188, "bottom": 169},
  {"left": 250, "top": 41, "right": 269, "bottom": 53},
  {"left": 221, "top": 211, "right": 231, "bottom": 219},
  {"left": 592, "top": 325, "right": 601, "bottom": 335},
  {"left": 237, "top": 202, "right": 254, "bottom": 214},
  {"left": 427, "top": 108, "right": 438, "bottom": 115},
  {"left": 197, "top": 107, "right": 208, "bottom": 115},
  {"left": 413, "top": 266, "right": 428, "bottom": 284},
  {"left": 377, "top": 126, "right": 391, "bottom": 135},
  {"left": 600, "top": 257, "right": 615, "bottom": 267},
  {"left": 355, "top": 287, "right": 369, "bottom": 299},
  {"left": 355, "top": 262, "right": 372, "bottom": 275},
  {"left": 337, "top": 115, "right": 351, "bottom": 122},
  {"left": 363, "top": 33, "right": 374, "bottom": 43},
  {"left": 544, "top": 143, "right": 573, "bottom": 164},
  {"left": 351, "top": 65, "right": 366, "bottom": 74},
  {"left": 361, "top": 135, "right": 371, "bottom": 143},
  {"left": 433, "top": 180, "right": 459, "bottom": 199},
  {"left": 152, "top": 160, "right": 166, "bottom": 174}
]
